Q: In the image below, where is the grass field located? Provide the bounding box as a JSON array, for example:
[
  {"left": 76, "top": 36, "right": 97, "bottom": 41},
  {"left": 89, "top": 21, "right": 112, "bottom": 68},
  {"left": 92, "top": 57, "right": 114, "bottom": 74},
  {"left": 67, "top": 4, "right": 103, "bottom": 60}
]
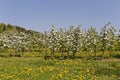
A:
[{"left": 0, "top": 57, "right": 120, "bottom": 80}]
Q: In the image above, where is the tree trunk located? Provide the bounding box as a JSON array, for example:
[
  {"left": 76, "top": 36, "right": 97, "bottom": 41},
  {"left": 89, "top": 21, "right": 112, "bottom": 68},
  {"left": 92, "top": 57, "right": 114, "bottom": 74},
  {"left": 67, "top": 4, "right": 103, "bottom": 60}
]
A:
[
  {"left": 51, "top": 49, "right": 54, "bottom": 59},
  {"left": 94, "top": 46, "right": 97, "bottom": 60},
  {"left": 72, "top": 50, "right": 76, "bottom": 59},
  {"left": 67, "top": 51, "right": 69, "bottom": 59}
]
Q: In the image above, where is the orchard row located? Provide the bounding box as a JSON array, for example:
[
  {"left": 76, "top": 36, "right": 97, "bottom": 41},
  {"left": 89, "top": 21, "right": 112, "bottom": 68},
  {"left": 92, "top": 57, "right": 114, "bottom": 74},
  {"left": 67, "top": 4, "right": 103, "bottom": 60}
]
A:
[{"left": 0, "top": 23, "right": 120, "bottom": 59}]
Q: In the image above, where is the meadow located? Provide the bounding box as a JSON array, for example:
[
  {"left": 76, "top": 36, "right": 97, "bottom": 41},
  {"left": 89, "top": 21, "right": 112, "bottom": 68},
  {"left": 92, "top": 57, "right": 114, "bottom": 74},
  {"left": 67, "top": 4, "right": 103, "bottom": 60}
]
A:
[
  {"left": 0, "top": 23, "right": 120, "bottom": 80},
  {"left": 0, "top": 57, "right": 120, "bottom": 80}
]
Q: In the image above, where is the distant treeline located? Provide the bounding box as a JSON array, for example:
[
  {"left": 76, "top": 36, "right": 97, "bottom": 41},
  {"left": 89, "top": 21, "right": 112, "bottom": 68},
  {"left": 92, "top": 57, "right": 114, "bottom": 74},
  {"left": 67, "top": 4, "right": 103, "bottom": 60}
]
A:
[{"left": 0, "top": 23, "right": 39, "bottom": 34}]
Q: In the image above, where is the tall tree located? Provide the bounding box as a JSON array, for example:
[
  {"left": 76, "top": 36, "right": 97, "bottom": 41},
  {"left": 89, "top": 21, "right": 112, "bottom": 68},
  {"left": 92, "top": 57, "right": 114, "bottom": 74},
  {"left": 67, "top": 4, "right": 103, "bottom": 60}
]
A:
[
  {"left": 57, "top": 28, "right": 67, "bottom": 58},
  {"left": 100, "top": 22, "right": 110, "bottom": 58},
  {"left": 107, "top": 26, "right": 116, "bottom": 56},
  {"left": 86, "top": 27, "right": 99, "bottom": 59},
  {"left": 66, "top": 26, "right": 83, "bottom": 59},
  {"left": 48, "top": 26, "right": 58, "bottom": 59},
  {"left": 117, "top": 30, "right": 120, "bottom": 51}
]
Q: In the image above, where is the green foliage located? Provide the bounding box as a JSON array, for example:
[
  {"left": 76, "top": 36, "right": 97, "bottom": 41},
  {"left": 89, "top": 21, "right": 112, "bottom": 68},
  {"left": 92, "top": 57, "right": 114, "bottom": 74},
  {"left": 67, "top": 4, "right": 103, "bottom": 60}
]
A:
[
  {"left": 0, "top": 58, "right": 119, "bottom": 80},
  {"left": 0, "top": 53, "right": 8, "bottom": 57},
  {"left": 0, "top": 23, "right": 6, "bottom": 33}
]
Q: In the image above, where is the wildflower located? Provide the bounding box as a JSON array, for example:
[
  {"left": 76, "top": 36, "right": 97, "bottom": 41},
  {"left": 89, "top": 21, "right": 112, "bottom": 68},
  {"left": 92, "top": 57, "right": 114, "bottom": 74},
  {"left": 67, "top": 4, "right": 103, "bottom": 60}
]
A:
[
  {"left": 58, "top": 74, "right": 62, "bottom": 78},
  {"left": 87, "top": 69, "right": 90, "bottom": 72}
]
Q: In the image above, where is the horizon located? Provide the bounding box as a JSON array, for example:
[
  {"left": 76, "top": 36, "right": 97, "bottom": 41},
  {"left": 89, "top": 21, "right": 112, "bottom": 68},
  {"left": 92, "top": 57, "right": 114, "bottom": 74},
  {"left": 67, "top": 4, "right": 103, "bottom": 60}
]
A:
[{"left": 0, "top": 0, "right": 120, "bottom": 32}]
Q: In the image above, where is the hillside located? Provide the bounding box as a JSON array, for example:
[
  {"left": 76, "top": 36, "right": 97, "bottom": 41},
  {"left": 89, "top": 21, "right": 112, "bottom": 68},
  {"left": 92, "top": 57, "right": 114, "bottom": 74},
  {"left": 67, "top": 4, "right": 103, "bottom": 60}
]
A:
[{"left": 0, "top": 23, "right": 39, "bottom": 34}]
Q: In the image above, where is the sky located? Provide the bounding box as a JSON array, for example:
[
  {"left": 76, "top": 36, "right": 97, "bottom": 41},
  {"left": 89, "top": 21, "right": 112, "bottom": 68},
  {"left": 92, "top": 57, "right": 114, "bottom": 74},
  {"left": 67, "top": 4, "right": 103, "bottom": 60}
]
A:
[{"left": 0, "top": 0, "right": 120, "bottom": 32}]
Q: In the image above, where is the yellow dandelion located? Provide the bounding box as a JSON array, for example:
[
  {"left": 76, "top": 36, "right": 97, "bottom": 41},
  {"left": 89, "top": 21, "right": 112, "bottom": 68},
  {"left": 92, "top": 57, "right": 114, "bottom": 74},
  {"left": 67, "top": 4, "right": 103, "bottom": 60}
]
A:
[{"left": 58, "top": 74, "right": 62, "bottom": 78}]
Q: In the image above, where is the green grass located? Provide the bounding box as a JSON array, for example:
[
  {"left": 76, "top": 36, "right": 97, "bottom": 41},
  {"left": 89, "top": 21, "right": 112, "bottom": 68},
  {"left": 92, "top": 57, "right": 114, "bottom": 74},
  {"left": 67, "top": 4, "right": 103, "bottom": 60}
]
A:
[{"left": 0, "top": 57, "right": 120, "bottom": 80}]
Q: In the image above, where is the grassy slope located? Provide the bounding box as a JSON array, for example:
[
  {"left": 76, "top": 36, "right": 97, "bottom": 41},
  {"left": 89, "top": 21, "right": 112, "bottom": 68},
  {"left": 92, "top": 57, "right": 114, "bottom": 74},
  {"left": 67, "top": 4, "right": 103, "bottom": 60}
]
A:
[{"left": 0, "top": 57, "right": 120, "bottom": 80}]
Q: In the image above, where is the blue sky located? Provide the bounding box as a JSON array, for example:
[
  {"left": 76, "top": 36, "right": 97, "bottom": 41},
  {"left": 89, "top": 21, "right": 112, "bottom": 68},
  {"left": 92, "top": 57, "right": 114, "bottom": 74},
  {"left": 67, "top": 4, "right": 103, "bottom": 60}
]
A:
[{"left": 0, "top": 0, "right": 120, "bottom": 32}]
